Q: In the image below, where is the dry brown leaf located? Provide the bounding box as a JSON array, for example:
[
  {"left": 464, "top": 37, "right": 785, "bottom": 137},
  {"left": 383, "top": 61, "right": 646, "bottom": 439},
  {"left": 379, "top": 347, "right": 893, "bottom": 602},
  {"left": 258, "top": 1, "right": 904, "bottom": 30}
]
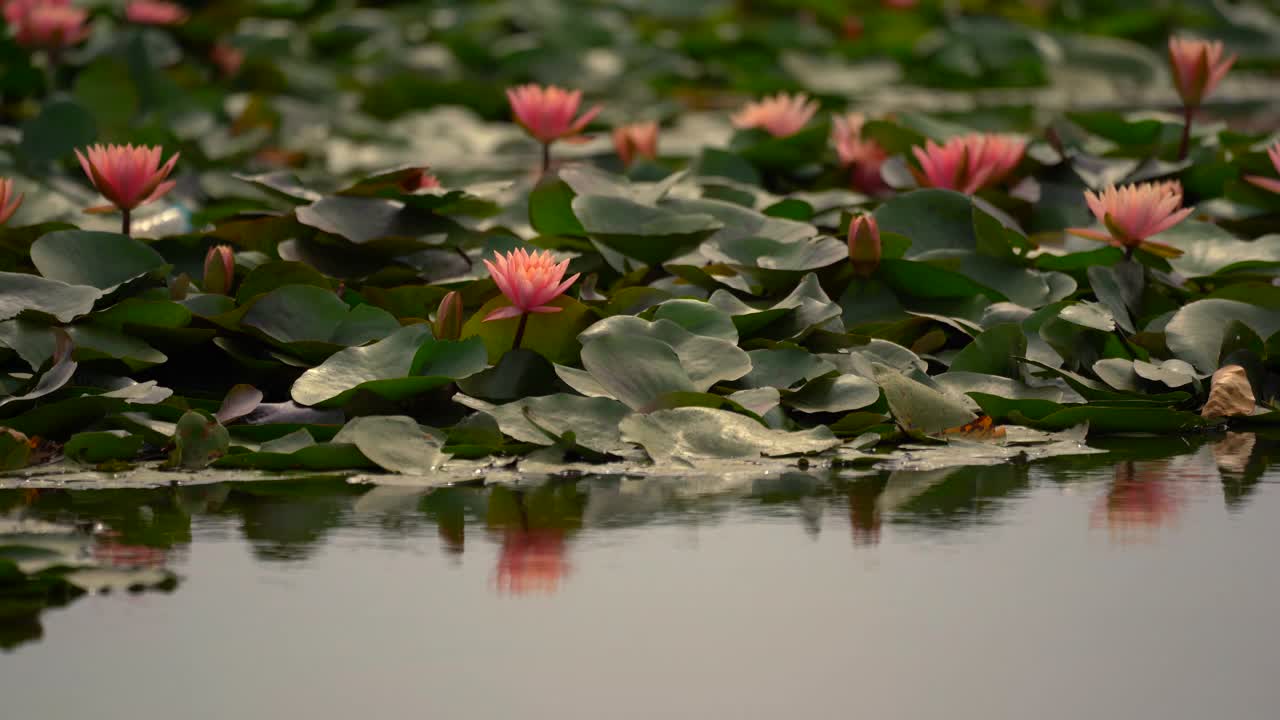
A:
[
  {"left": 941, "top": 415, "right": 1007, "bottom": 440},
  {"left": 1201, "top": 364, "right": 1255, "bottom": 418}
]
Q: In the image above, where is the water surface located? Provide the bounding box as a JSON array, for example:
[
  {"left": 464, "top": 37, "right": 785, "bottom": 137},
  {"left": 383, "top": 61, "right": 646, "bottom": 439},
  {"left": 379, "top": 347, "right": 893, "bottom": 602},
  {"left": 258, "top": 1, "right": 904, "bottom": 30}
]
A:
[{"left": 3, "top": 432, "right": 1279, "bottom": 719}]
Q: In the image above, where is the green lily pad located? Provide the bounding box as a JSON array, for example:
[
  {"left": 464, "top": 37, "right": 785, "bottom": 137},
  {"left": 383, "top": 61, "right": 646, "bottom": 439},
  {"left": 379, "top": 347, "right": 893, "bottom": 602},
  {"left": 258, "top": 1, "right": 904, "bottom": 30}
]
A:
[
  {"left": 30, "top": 231, "right": 167, "bottom": 291},
  {"left": 170, "top": 411, "right": 230, "bottom": 469},
  {"left": 579, "top": 315, "right": 751, "bottom": 396},
  {"left": 64, "top": 430, "right": 144, "bottom": 464},
  {"left": 579, "top": 332, "right": 698, "bottom": 412},
  {"left": 331, "top": 415, "right": 448, "bottom": 474},
  {"left": 1158, "top": 222, "right": 1280, "bottom": 277},
  {"left": 290, "top": 325, "right": 486, "bottom": 406},
  {"left": 242, "top": 285, "right": 399, "bottom": 348},
  {"left": 1166, "top": 299, "right": 1280, "bottom": 373},
  {"left": 454, "top": 393, "right": 633, "bottom": 455},
  {"left": 740, "top": 348, "right": 835, "bottom": 389},
  {"left": 619, "top": 406, "right": 840, "bottom": 463},
  {"left": 875, "top": 189, "right": 975, "bottom": 256},
  {"left": 572, "top": 195, "right": 722, "bottom": 265},
  {"left": 875, "top": 365, "right": 976, "bottom": 436},
  {"left": 0, "top": 272, "right": 102, "bottom": 323},
  {"left": 949, "top": 323, "right": 1027, "bottom": 377},
  {"left": 652, "top": 299, "right": 738, "bottom": 342},
  {"left": 782, "top": 374, "right": 881, "bottom": 413}
]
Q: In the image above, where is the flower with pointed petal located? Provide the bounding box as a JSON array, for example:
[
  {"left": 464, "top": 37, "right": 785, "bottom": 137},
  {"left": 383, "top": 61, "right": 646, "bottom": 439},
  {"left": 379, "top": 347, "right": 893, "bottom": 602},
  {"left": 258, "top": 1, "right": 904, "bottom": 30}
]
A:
[
  {"left": 1168, "top": 36, "right": 1235, "bottom": 110},
  {"left": 1067, "top": 180, "right": 1192, "bottom": 257},
  {"left": 11, "top": 1, "right": 89, "bottom": 49},
  {"left": 731, "top": 93, "right": 818, "bottom": 138},
  {"left": 400, "top": 169, "right": 441, "bottom": 193},
  {"left": 75, "top": 144, "right": 180, "bottom": 214},
  {"left": 847, "top": 213, "right": 881, "bottom": 277},
  {"left": 911, "top": 133, "right": 1026, "bottom": 194},
  {"left": 612, "top": 121, "right": 659, "bottom": 167},
  {"left": 203, "top": 245, "right": 234, "bottom": 295},
  {"left": 1245, "top": 142, "right": 1280, "bottom": 195},
  {"left": 967, "top": 133, "right": 1026, "bottom": 186},
  {"left": 210, "top": 41, "right": 244, "bottom": 76},
  {"left": 832, "top": 112, "right": 888, "bottom": 193},
  {"left": 0, "top": 178, "right": 23, "bottom": 226},
  {"left": 482, "top": 248, "right": 579, "bottom": 322},
  {"left": 2, "top": 0, "right": 63, "bottom": 26},
  {"left": 125, "top": 0, "right": 187, "bottom": 25},
  {"left": 505, "top": 84, "right": 602, "bottom": 145},
  {"left": 433, "top": 291, "right": 464, "bottom": 341}
]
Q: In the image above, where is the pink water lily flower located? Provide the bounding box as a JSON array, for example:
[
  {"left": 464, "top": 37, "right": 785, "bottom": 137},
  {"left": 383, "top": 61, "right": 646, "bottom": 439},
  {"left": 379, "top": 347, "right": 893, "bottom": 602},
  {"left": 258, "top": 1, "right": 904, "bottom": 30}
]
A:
[
  {"left": 0, "top": 178, "right": 23, "bottom": 226},
  {"left": 506, "top": 84, "right": 601, "bottom": 173},
  {"left": 506, "top": 84, "right": 601, "bottom": 145},
  {"left": 210, "top": 41, "right": 244, "bottom": 76},
  {"left": 76, "top": 144, "right": 180, "bottom": 234},
  {"left": 832, "top": 112, "right": 888, "bottom": 193},
  {"left": 1244, "top": 142, "right": 1280, "bottom": 195},
  {"left": 912, "top": 133, "right": 1026, "bottom": 194},
  {"left": 483, "top": 248, "right": 579, "bottom": 322},
  {"left": 400, "top": 169, "right": 441, "bottom": 193},
  {"left": 1068, "top": 180, "right": 1192, "bottom": 257},
  {"left": 731, "top": 93, "right": 818, "bottom": 138},
  {"left": 2, "top": 0, "right": 60, "bottom": 25},
  {"left": 612, "top": 121, "right": 659, "bottom": 167},
  {"left": 11, "top": 1, "right": 89, "bottom": 49},
  {"left": 125, "top": 0, "right": 188, "bottom": 26},
  {"left": 1168, "top": 36, "right": 1235, "bottom": 110}
]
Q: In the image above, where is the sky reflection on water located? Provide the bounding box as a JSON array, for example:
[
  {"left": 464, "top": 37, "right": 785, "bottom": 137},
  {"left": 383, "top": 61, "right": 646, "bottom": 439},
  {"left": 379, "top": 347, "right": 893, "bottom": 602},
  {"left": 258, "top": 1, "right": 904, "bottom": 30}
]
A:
[{"left": 3, "top": 432, "right": 1280, "bottom": 719}]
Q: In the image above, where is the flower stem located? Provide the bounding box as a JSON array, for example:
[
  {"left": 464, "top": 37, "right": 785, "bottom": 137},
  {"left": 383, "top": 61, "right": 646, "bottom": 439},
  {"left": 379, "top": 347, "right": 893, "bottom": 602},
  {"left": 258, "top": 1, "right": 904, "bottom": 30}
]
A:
[
  {"left": 540, "top": 143, "right": 551, "bottom": 176},
  {"left": 44, "top": 50, "right": 61, "bottom": 94},
  {"left": 1177, "top": 105, "right": 1194, "bottom": 161},
  {"left": 512, "top": 312, "right": 529, "bottom": 351},
  {"left": 1124, "top": 244, "right": 1135, "bottom": 261},
  {"left": 121, "top": 209, "right": 132, "bottom": 237}
]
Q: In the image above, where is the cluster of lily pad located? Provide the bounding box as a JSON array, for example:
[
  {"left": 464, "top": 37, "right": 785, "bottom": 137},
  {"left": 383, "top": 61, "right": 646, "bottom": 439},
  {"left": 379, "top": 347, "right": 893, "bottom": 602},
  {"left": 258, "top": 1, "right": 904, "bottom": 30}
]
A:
[{"left": 2, "top": 2, "right": 1280, "bottom": 479}]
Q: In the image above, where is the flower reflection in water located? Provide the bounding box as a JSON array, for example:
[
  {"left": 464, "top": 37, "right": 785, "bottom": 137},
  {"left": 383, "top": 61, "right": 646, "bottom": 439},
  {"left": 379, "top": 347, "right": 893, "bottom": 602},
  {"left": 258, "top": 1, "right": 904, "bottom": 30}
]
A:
[
  {"left": 485, "top": 485, "right": 581, "bottom": 597},
  {"left": 1091, "top": 461, "right": 1187, "bottom": 544},
  {"left": 846, "top": 480, "right": 884, "bottom": 547},
  {"left": 494, "top": 529, "right": 570, "bottom": 596},
  {"left": 92, "top": 531, "right": 170, "bottom": 569}
]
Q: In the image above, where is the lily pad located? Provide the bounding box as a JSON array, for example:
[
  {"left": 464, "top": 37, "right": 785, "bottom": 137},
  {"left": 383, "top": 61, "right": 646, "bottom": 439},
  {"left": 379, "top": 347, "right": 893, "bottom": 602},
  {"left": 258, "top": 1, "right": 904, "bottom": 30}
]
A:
[
  {"left": 619, "top": 407, "right": 840, "bottom": 464},
  {"left": 290, "top": 325, "right": 486, "bottom": 406},
  {"left": 30, "top": 231, "right": 167, "bottom": 291},
  {"left": 331, "top": 416, "right": 448, "bottom": 474}
]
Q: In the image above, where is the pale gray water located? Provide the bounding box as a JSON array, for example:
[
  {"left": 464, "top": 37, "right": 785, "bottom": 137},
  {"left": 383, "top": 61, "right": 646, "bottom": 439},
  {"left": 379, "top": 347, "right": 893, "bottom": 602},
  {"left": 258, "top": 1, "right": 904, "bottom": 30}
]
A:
[{"left": 3, "top": 433, "right": 1279, "bottom": 719}]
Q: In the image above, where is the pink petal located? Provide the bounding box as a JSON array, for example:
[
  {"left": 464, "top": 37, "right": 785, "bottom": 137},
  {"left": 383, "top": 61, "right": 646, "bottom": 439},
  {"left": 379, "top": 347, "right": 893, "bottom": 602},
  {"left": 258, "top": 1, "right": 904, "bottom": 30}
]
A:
[
  {"left": 483, "top": 305, "right": 525, "bottom": 322},
  {"left": 1246, "top": 175, "right": 1280, "bottom": 195}
]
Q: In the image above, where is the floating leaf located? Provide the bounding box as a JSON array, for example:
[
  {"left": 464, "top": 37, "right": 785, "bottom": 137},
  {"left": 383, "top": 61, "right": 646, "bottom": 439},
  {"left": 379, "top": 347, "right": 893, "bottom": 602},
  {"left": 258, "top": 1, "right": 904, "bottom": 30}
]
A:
[
  {"left": 291, "top": 325, "right": 486, "bottom": 406},
  {"left": 619, "top": 407, "right": 839, "bottom": 463},
  {"left": 455, "top": 393, "right": 633, "bottom": 455},
  {"left": 30, "top": 231, "right": 166, "bottom": 291},
  {"left": 0, "top": 272, "right": 101, "bottom": 323},
  {"left": 875, "top": 365, "right": 976, "bottom": 436},
  {"left": 1166, "top": 299, "right": 1280, "bottom": 374},
  {"left": 332, "top": 416, "right": 448, "bottom": 474}
]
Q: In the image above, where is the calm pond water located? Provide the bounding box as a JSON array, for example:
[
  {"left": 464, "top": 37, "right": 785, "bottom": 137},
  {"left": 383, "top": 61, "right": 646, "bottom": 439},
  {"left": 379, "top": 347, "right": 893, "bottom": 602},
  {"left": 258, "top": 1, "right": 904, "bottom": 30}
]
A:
[{"left": 3, "top": 432, "right": 1279, "bottom": 719}]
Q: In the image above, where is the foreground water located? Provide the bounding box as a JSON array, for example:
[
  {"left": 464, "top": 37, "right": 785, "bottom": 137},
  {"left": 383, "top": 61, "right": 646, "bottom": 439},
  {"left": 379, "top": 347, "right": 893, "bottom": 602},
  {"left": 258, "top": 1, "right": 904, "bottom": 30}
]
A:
[{"left": 2, "top": 432, "right": 1279, "bottom": 719}]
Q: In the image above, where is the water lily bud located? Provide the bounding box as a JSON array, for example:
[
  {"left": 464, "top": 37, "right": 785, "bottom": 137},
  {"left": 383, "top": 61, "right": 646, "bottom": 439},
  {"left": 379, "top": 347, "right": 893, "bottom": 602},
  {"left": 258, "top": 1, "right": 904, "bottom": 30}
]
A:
[
  {"left": 434, "top": 291, "right": 464, "bottom": 340},
  {"left": 847, "top": 214, "right": 881, "bottom": 277},
  {"left": 1168, "top": 37, "right": 1235, "bottom": 110},
  {"left": 203, "top": 245, "right": 234, "bottom": 295}
]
